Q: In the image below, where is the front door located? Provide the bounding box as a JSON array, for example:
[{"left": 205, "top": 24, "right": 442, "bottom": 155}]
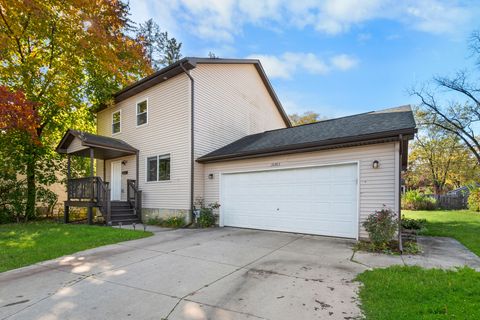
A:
[{"left": 110, "top": 161, "right": 122, "bottom": 200}]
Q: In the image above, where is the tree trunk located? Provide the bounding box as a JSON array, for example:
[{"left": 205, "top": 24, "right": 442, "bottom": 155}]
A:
[
  {"left": 433, "top": 182, "right": 442, "bottom": 195},
  {"left": 25, "top": 153, "right": 36, "bottom": 221}
]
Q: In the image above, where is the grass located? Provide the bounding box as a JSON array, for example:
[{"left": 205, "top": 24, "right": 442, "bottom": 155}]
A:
[
  {"left": 0, "top": 222, "right": 152, "bottom": 273},
  {"left": 403, "top": 209, "right": 480, "bottom": 256},
  {"left": 356, "top": 266, "right": 480, "bottom": 320}
]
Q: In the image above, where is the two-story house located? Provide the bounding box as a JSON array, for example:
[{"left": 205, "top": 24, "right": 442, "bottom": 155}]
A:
[{"left": 56, "top": 57, "right": 416, "bottom": 239}]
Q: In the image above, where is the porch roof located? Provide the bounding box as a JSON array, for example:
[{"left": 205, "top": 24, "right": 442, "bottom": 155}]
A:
[{"left": 56, "top": 129, "right": 137, "bottom": 159}]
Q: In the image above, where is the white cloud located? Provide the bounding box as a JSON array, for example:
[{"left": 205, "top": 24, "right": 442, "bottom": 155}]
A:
[
  {"left": 330, "top": 54, "right": 358, "bottom": 71},
  {"left": 130, "top": 0, "right": 476, "bottom": 42},
  {"left": 247, "top": 52, "right": 358, "bottom": 79}
]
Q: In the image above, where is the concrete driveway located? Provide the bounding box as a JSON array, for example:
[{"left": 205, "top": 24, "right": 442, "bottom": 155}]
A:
[{"left": 0, "top": 228, "right": 367, "bottom": 320}]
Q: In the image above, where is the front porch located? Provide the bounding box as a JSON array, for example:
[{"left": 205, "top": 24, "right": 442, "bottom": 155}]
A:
[{"left": 56, "top": 130, "right": 142, "bottom": 225}]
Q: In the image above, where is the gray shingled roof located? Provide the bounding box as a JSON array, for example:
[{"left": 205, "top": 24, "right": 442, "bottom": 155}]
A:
[
  {"left": 198, "top": 105, "right": 416, "bottom": 162},
  {"left": 72, "top": 130, "right": 137, "bottom": 152},
  {"left": 56, "top": 130, "right": 137, "bottom": 156}
]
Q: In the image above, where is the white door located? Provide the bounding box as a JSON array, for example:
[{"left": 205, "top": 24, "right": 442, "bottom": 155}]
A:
[
  {"left": 221, "top": 163, "right": 358, "bottom": 238},
  {"left": 110, "top": 161, "right": 122, "bottom": 201}
]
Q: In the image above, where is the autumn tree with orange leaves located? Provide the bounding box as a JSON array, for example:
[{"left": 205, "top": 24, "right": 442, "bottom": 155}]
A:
[{"left": 0, "top": 0, "right": 152, "bottom": 220}]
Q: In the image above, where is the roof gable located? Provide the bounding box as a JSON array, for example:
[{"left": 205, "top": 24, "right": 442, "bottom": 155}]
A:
[
  {"left": 56, "top": 130, "right": 137, "bottom": 159},
  {"left": 98, "top": 57, "right": 291, "bottom": 127}
]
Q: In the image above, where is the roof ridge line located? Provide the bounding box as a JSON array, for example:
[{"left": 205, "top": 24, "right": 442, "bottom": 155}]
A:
[{"left": 262, "top": 104, "right": 412, "bottom": 134}]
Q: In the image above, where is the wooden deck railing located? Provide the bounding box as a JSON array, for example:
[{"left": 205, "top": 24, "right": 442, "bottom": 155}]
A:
[
  {"left": 67, "top": 176, "right": 111, "bottom": 223},
  {"left": 127, "top": 179, "right": 142, "bottom": 220}
]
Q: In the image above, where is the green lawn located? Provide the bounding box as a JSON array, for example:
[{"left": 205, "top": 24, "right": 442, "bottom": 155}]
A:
[
  {"left": 0, "top": 222, "right": 152, "bottom": 273},
  {"left": 356, "top": 210, "right": 480, "bottom": 319},
  {"left": 356, "top": 266, "right": 480, "bottom": 320},
  {"left": 403, "top": 209, "right": 480, "bottom": 256}
]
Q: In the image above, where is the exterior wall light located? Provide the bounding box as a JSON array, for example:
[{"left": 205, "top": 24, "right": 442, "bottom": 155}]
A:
[
  {"left": 208, "top": 173, "right": 214, "bottom": 179},
  {"left": 372, "top": 160, "right": 379, "bottom": 169},
  {"left": 121, "top": 160, "right": 127, "bottom": 166}
]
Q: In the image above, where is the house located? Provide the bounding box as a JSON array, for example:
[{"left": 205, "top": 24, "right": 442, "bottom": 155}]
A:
[{"left": 56, "top": 57, "right": 416, "bottom": 239}]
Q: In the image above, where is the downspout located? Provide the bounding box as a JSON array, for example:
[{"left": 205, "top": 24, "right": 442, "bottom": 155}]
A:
[
  {"left": 398, "top": 134, "right": 403, "bottom": 253},
  {"left": 180, "top": 62, "right": 195, "bottom": 224}
]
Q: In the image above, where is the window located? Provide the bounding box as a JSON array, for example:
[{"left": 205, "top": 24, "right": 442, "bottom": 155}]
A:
[
  {"left": 137, "top": 100, "right": 148, "bottom": 126},
  {"left": 147, "top": 156, "right": 157, "bottom": 182},
  {"left": 146, "top": 154, "right": 170, "bottom": 182},
  {"left": 159, "top": 155, "right": 170, "bottom": 180},
  {"left": 112, "top": 110, "right": 121, "bottom": 134}
]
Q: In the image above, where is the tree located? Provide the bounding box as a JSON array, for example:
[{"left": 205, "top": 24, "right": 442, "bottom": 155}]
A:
[
  {"left": 136, "top": 19, "right": 182, "bottom": 69},
  {"left": 405, "top": 122, "right": 479, "bottom": 194},
  {"left": 0, "top": 0, "right": 151, "bottom": 218},
  {"left": 289, "top": 111, "right": 323, "bottom": 126},
  {"left": 411, "top": 31, "right": 480, "bottom": 164}
]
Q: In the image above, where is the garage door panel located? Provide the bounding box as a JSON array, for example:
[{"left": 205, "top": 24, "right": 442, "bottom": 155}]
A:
[{"left": 221, "top": 163, "right": 358, "bottom": 238}]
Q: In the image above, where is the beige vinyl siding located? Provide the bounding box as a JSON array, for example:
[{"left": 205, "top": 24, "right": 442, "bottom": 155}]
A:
[
  {"left": 192, "top": 63, "right": 288, "bottom": 202},
  {"left": 67, "top": 137, "right": 87, "bottom": 153},
  {"left": 203, "top": 142, "right": 399, "bottom": 239},
  {"left": 96, "top": 73, "right": 191, "bottom": 210}
]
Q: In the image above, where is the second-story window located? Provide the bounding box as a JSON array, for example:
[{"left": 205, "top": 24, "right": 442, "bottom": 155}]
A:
[
  {"left": 112, "top": 110, "right": 121, "bottom": 134},
  {"left": 137, "top": 99, "right": 148, "bottom": 126}
]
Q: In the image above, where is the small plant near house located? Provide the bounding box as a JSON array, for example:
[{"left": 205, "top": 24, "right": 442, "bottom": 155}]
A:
[
  {"left": 401, "top": 216, "right": 427, "bottom": 232},
  {"left": 362, "top": 207, "right": 398, "bottom": 250},
  {"left": 467, "top": 186, "right": 480, "bottom": 212},
  {"left": 401, "top": 190, "right": 437, "bottom": 210},
  {"left": 402, "top": 241, "right": 422, "bottom": 254},
  {"left": 146, "top": 214, "right": 185, "bottom": 228},
  {"left": 194, "top": 198, "right": 221, "bottom": 228}
]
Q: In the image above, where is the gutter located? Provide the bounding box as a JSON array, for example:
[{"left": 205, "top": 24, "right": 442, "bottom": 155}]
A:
[
  {"left": 180, "top": 62, "right": 195, "bottom": 223},
  {"left": 398, "top": 134, "right": 404, "bottom": 253}
]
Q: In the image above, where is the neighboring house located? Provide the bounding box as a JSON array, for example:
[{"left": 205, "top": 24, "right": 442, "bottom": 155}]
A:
[{"left": 56, "top": 57, "right": 416, "bottom": 239}]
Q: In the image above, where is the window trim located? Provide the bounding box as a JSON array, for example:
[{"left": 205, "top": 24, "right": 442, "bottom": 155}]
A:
[
  {"left": 112, "top": 109, "right": 121, "bottom": 135},
  {"left": 145, "top": 153, "right": 171, "bottom": 183},
  {"left": 136, "top": 98, "right": 148, "bottom": 127}
]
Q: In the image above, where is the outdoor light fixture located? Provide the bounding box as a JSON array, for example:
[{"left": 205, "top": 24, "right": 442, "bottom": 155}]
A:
[
  {"left": 372, "top": 160, "right": 379, "bottom": 169},
  {"left": 121, "top": 160, "right": 127, "bottom": 166},
  {"left": 208, "top": 173, "right": 214, "bottom": 179}
]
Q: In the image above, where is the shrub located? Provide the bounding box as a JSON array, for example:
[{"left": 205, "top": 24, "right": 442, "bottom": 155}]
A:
[
  {"left": 194, "top": 199, "right": 221, "bottom": 228},
  {"left": 146, "top": 214, "right": 185, "bottom": 228},
  {"left": 362, "top": 207, "right": 398, "bottom": 249},
  {"left": 401, "top": 216, "right": 427, "bottom": 231},
  {"left": 197, "top": 207, "right": 215, "bottom": 228},
  {"left": 401, "top": 190, "right": 437, "bottom": 210},
  {"left": 0, "top": 179, "right": 27, "bottom": 223},
  {"left": 36, "top": 188, "right": 58, "bottom": 218},
  {"left": 468, "top": 187, "right": 480, "bottom": 212}
]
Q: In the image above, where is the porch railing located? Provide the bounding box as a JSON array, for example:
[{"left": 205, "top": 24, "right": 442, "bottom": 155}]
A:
[
  {"left": 67, "top": 176, "right": 111, "bottom": 223},
  {"left": 127, "top": 179, "right": 142, "bottom": 220}
]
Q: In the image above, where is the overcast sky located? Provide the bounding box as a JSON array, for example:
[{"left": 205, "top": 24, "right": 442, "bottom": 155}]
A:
[{"left": 128, "top": 0, "right": 479, "bottom": 118}]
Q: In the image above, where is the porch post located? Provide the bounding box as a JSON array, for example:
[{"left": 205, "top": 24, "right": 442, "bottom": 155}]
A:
[
  {"left": 88, "top": 147, "right": 94, "bottom": 225},
  {"left": 64, "top": 154, "right": 71, "bottom": 224}
]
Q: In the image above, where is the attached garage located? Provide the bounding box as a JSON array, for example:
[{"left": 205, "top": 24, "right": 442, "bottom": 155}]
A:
[
  {"left": 221, "top": 163, "right": 358, "bottom": 238},
  {"left": 198, "top": 106, "right": 417, "bottom": 239}
]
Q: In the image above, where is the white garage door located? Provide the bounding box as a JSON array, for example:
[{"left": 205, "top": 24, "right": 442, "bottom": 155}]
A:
[{"left": 220, "top": 163, "right": 358, "bottom": 238}]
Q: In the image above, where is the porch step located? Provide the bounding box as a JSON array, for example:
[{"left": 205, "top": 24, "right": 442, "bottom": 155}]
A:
[
  {"left": 111, "top": 201, "right": 131, "bottom": 208},
  {"left": 110, "top": 202, "right": 140, "bottom": 225},
  {"left": 111, "top": 208, "right": 136, "bottom": 215}
]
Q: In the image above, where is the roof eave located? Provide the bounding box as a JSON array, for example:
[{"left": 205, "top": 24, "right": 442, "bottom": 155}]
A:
[{"left": 197, "top": 128, "right": 416, "bottom": 163}]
